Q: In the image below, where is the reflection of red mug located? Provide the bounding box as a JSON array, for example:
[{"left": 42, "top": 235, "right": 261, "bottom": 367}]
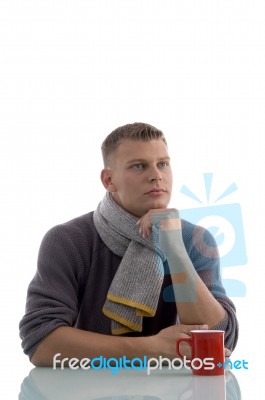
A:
[{"left": 176, "top": 330, "right": 225, "bottom": 376}]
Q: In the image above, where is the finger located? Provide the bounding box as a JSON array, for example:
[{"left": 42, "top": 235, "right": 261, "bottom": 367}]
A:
[
  {"left": 177, "top": 324, "right": 208, "bottom": 334},
  {"left": 179, "top": 341, "right": 192, "bottom": 359},
  {"left": 225, "top": 348, "right": 231, "bottom": 358},
  {"left": 144, "top": 224, "right": 152, "bottom": 238},
  {"left": 141, "top": 216, "right": 152, "bottom": 238},
  {"left": 188, "top": 324, "right": 208, "bottom": 331},
  {"left": 137, "top": 217, "right": 146, "bottom": 236},
  {"left": 143, "top": 228, "right": 152, "bottom": 238},
  {"left": 140, "top": 225, "right": 150, "bottom": 239}
]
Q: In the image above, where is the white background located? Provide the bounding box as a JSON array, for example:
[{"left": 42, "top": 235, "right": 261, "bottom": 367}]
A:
[{"left": 0, "top": 0, "right": 264, "bottom": 398}]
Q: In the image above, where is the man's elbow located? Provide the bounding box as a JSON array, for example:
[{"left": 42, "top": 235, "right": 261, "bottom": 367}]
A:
[{"left": 30, "top": 343, "right": 53, "bottom": 367}]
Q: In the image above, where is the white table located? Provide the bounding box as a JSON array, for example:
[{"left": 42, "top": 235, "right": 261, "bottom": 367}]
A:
[{"left": 18, "top": 366, "right": 241, "bottom": 399}]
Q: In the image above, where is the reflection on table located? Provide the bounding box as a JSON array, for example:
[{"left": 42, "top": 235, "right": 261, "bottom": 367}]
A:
[{"left": 19, "top": 366, "right": 241, "bottom": 400}]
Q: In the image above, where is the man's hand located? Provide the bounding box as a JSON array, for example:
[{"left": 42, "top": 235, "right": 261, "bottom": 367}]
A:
[
  {"left": 150, "top": 324, "right": 231, "bottom": 361},
  {"left": 150, "top": 324, "right": 208, "bottom": 360},
  {"left": 137, "top": 208, "right": 184, "bottom": 263},
  {"left": 137, "top": 208, "right": 181, "bottom": 239}
]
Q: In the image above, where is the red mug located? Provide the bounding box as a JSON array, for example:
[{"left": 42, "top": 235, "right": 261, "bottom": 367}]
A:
[{"left": 176, "top": 330, "right": 225, "bottom": 376}]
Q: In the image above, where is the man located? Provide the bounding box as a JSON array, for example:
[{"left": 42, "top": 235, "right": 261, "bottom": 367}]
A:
[{"left": 19, "top": 122, "right": 238, "bottom": 366}]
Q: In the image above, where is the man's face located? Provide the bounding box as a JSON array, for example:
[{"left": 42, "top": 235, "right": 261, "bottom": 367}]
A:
[{"left": 102, "top": 139, "right": 173, "bottom": 217}]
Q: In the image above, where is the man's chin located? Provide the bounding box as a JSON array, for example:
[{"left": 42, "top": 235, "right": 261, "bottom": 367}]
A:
[
  {"left": 148, "top": 197, "right": 170, "bottom": 208},
  {"left": 143, "top": 199, "right": 170, "bottom": 213}
]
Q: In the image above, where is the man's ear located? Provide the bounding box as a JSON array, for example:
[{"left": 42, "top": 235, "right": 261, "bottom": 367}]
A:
[{"left": 100, "top": 168, "right": 117, "bottom": 192}]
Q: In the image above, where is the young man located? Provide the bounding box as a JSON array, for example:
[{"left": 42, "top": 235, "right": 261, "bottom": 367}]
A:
[{"left": 19, "top": 122, "right": 238, "bottom": 366}]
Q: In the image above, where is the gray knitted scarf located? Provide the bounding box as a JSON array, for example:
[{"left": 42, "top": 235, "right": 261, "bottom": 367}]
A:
[{"left": 93, "top": 192, "right": 166, "bottom": 335}]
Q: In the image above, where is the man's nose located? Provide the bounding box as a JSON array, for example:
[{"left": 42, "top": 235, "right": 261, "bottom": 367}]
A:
[{"left": 148, "top": 166, "right": 162, "bottom": 182}]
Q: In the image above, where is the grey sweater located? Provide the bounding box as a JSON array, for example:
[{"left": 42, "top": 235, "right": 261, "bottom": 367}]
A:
[{"left": 19, "top": 212, "right": 238, "bottom": 359}]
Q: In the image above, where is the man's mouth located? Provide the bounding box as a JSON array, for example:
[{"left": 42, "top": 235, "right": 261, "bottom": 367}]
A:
[{"left": 145, "top": 188, "right": 166, "bottom": 195}]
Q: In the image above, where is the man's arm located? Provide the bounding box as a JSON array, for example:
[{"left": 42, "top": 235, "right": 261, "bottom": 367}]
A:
[
  {"left": 161, "top": 221, "right": 226, "bottom": 327},
  {"left": 137, "top": 209, "right": 232, "bottom": 328},
  {"left": 31, "top": 324, "right": 209, "bottom": 366},
  {"left": 169, "top": 264, "right": 226, "bottom": 327}
]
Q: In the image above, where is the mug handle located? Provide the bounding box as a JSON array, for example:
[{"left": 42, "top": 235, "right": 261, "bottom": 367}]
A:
[{"left": 176, "top": 338, "right": 192, "bottom": 359}]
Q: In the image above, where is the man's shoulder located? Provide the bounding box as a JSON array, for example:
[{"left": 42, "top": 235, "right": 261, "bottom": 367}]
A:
[
  {"left": 181, "top": 218, "right": 204, "bottom": 236},
  {"left": 61, "top": 211, "right": 95, "bottom": 230},
  {"left": 41, "top": 211, "right": 99, "bottom": 247},
  {"left": 181, "top": 218, "right": 217, "bottom": 249}
]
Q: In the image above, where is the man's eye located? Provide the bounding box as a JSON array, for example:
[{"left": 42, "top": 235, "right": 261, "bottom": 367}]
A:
[
  {"left": 132, "top": 164, "right": 145, "bottom": 169},
  {"left": 159, "top": 161, "right": 169, "bottom": 168}
]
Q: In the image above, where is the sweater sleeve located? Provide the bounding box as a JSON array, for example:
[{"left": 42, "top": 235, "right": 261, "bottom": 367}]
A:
[
  {"left": 19, "top": 224, "right": 87, "bottom": 360},
  {"left": 183, "top": 221, "right": 239, "bottom": 352}
]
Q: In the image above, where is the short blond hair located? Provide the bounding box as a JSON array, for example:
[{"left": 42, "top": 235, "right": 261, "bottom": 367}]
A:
[{"left": 101, "top": 122, "right": 167, "bottom": 166}]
